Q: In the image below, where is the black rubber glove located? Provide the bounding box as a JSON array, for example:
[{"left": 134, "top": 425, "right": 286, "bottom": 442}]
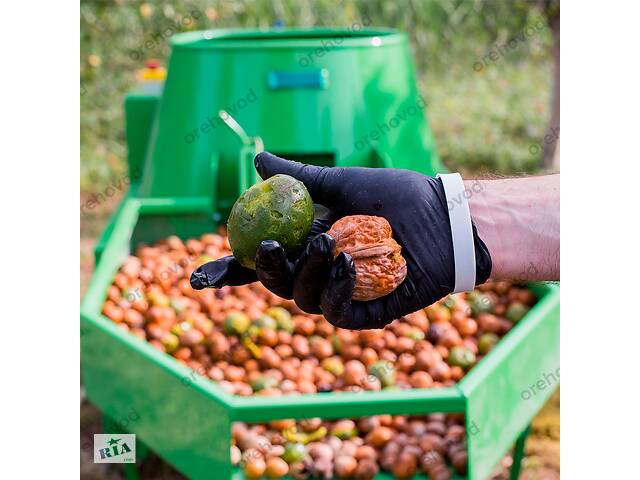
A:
[{"left": 191, "top": 152, "right": 492, "bottom": 330}]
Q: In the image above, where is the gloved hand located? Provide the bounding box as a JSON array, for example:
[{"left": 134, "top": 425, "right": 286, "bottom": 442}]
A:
[{"left": 190, "top": 152, "right": 492, "bottom": 330}]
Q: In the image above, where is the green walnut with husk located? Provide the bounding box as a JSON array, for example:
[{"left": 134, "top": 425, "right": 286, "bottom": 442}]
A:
[
  {"left": 160, "top": 332, "right": 179, "bottom": 354},
  {"left": 331, "top": 334, "right": 343, "bottom": 354},
  {"left": 227, "top": 174, "right": 314, "bottom": 269},
  {"left": 506, "top": 302, "right": 530, "bottom": 323},
  {"left": 282, "top": 442, "right": 306, "bottom": 463},
  {"left": 254, "top": 314, "right": 277, "bottom": 331},
  {"left": 478, "top": 333, "right": 500, "bottom": 354},
  {"left": 406, "top": 327, "right": 425, "bottom": 341},
  {"left": 321, "top": 357, "right": 345, "bottom": 376},
  {"left": 249, "top": 374, "right": 279, "bottom": 392},
  {"left": 266, "top": 307, "right": 294, "bottom": 333},
  {"left": 369, "top": 360, "right": 396, "bottom": 387},
  {"left": 170, "top": 321, "right": 192, "bottom": 337},
  {"left": 466, "top": 291, "right": 495, "bottom": 316},
  {"left": 224, "top": 312, "right": 251, "bottom": 336},
  {"left": 448, "top": 346, "right": 477, "bottom": 370}
]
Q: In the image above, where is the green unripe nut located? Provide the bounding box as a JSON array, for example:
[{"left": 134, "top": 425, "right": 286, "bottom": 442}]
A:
[
  {"left": 478, "top": 333, "right": 499, "bottom": 355},
  {"left": 443, "top": 294, "right": 458, "bottom": 309},
  {"left": 266, "top": 307, "right": 294, "bottom": 333},
  {"left": 282, "top": 442, "right": 306, "bottom": 464},
  {"left": 224, "top": 312, "right": 251, "bottom": 336},
  {"left": 331, "top": 334, "right": 342, "bottom": 354},
  {"left": 321, "top": 357, "right": 345, "bottom": 376},
  {"left": 406, "top": 328, "right": 425, "bottom": 341},
  {"left": 170, "top": 321, "right": 192, "bottom": 337},
  {"left": 467, "top": 291, "right": 494, "bottom": 316},
  {"left": 250, "top": 375, "right": 279, "bottom": 392},
  {"left": 227, "top": 174, "right": 314, "bottom": 269},
  {"left": 506, "top": 302, "right": 530, "bottom": 323},
  {"left": 161, "top": 332, "right": 179, "bottom": 353},
  {"left": 254, "top": 315, "right": 277, "bottom": 331},
  {"left": 448, "top": 346, "right": 477, "bottom": 370},
  {"left": 369, "top": 360, "right": 396, "bottom": 387}
]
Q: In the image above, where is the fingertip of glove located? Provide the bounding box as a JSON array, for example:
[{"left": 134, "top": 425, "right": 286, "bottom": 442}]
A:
[
  {"left": 318, "top": 252, "right": 356, "bottom": 327},
  {"left": 309, "top": 232, "right": 335, "bottom": 257},
  {"left": 259, "top": 239, "right": 282, "bottom": 252},
  {"left": 189, "top": 267, "right": 210, "bottom": 290},
  {"left": 254, "top": 151, "right": 284, "bottom": 180},
  {"left": 254, "top": 151, "right": 269, "bottom": 178},
  {"left": 255, "top": 240, "right": 286, "bottom": 267},
  {"left": 332, "top": 251, "right": 354, "bottom": 280}
]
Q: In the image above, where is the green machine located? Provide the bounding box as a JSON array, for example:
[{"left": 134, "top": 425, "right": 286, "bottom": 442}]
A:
[{"left": 81, "top": 28, "right": 559, "bottom": 479}]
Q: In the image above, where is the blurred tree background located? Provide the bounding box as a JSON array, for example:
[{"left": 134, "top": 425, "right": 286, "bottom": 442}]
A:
[{"left": 81, "top": 0, "right": 557, "bottom": 193}]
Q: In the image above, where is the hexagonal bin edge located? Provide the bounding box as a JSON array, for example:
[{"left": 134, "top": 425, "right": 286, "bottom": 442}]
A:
[
  {"left": 458, "top": 283, "right": 560, "bottom": 479},
  {"left": 82, "top": 197, "right": 559, "bottom": 480}
]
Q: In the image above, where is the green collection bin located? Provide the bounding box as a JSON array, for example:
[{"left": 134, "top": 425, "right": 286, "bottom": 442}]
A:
[{"left": 81, "top": 28, "right": 559, "bottom": 480}]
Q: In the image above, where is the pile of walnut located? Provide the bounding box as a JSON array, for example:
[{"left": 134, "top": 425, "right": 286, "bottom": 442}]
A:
[
  {"left": 103, "top": 230, "right": 536, "bottom": 396},
  {"left": 102, "top": 231, "right": 536, "bottom": 477},
  {"left": 233, "top": 413, "right": 467, "bottom": 480}
]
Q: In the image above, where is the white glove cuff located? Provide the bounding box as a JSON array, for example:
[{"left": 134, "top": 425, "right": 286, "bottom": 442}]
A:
[{"left": 437, "top": 173, "right": 476, "bottom": 293}]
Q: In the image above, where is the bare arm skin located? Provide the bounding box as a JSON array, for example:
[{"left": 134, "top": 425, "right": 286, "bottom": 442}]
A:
[{"left": 465, "top": 174, "right": 559, "bottom": 281}]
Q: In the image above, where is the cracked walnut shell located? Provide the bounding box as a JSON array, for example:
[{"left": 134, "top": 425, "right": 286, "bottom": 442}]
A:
[{"left": 327, "top": 215, "right": 407, "bottom": 301}]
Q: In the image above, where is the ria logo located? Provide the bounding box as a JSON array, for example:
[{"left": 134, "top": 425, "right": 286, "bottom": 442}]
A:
[{"left": 93, "top": 434, "right": 136, "bottom": 463}]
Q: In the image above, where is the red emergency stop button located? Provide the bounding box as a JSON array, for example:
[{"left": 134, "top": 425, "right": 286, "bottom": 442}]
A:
[
  {"left": 145, "top": 59, "right": 161, "bottom": 70},
  {"left": 137, "top": 59, "right": 166, "bottom": 82}
]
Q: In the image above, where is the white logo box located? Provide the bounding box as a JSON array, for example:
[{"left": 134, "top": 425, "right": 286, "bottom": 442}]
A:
[{"left": 93, "top": 434, "right": 136, "bottom": 463}]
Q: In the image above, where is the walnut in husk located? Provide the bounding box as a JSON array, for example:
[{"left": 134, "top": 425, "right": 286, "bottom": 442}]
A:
[{"left": 327, "top": 215, "right": 407, "bottom": 301}]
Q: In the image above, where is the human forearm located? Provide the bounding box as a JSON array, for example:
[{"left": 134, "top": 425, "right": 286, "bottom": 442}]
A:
[{"left": 465, "top": 175, "right": 559, "bottom": 281}]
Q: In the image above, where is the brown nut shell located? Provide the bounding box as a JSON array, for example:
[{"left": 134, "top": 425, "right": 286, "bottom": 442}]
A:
[{"left": 327, "top": 216, "right": 407, "bottom": 301}]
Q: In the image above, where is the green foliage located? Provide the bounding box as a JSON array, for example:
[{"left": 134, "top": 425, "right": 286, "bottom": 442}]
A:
[
  {"left": 426, "top": 60, "right": 551, "bottom": 175},
  {"left": 81, "top": 0, "right": 553, "bottom": 192}
]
